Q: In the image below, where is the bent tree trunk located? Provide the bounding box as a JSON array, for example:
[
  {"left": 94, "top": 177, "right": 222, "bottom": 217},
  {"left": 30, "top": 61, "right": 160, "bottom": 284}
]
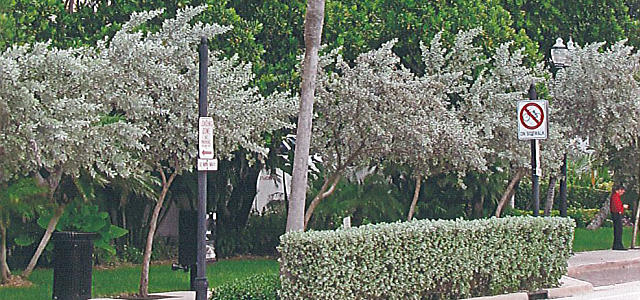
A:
[
  {"left": 0, "top": 221, "right": 10, "bottom": 283},
  {"left": 407, "top": 175, "right": 422, "bottom": 221},
  {"left": 587, "top": 197, "right": 611, "bottom": 230},
  {"left": 22, "top": 204, "right": 65, "bottom": 278},
  {"left": 303, "top": 173, "right": 341, "bottom": 230},
  {"left": 286, "top": 0, "right": 327, "bottom": 233},
  {"left": 544, "top": 176, "right": 557, "bottom": 216},
  {"left": 139, "top": 170, "right": 176, "bottom": 297},
  {"left": 495, "top": 168, "right": 526, "bottom": 217}
]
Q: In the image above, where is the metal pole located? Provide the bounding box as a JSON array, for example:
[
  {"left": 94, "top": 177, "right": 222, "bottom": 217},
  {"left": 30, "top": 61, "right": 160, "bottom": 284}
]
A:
[
  {"left": 195, "top": 36, "right": 209, "bottom": 300},
  {"left": 559, "top": 153, "right": 568, "bottom": 217},
  {"left": 532, "top": 140, "right": 540, "bottom": 216},
  {"left": 529, "top": 84, "right": 540, "bottom": 217}
]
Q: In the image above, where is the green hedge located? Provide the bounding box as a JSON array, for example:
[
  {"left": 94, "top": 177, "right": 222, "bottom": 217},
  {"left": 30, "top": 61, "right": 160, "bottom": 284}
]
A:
[
  {"left": 504, "top": 208, "right": 600, "bottom": 228},
  {"left": 210, "top": 273, "right": 280, "bottom": 300},
  {"left": 278, "top": 216, "right": 575, "bottom": 299}
]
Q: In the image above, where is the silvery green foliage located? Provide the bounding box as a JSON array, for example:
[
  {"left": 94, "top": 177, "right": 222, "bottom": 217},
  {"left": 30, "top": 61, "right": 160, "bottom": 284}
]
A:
[
  {"left": 314, "top": 35, "right": 487, "bottom": 179},
  {"left": 0, "top": 51, "right": 37, "bottom": 182},
  {"left": 313, "top": 28, "right": 566, "bottom": 183},
  {"left": 0, "top": 42, "right": 146, "bottom": 181},
  {"left": 278, "top": 216, "right": 575, "bottom": 299},
  {"left": 449, "top": 30, "right": 566, "bottom": 174},
  {"left": 550, "top": 40, "right": 640, "bottom": 158},
  {"left": 399, "top": 30, "right": 490, "bottom": 176},
  {"left": 100, "top": 6, "right": 296, "bottom": 173},
  {"left": 313, "top": 41, "right": 412, "bottom": 174}
]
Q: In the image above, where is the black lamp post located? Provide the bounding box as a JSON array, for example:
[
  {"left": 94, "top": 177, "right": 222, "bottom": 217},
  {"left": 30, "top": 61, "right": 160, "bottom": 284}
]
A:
[{"left": 550, "top": 37, "right": 573, "bottom": 217}]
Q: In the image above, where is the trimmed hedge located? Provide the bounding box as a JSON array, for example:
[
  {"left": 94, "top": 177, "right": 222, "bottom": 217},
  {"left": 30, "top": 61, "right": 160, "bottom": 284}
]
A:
[
  {"left": 278, "top": 216, "right": 575, "bottom": 299},
  {"left": 210, "top": 273, "right": 280, "bottom": 300}
]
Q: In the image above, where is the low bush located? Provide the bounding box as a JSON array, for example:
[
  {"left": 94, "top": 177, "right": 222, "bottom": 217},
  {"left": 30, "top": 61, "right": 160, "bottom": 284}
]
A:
[
  {"left": 216, "top": 207, "right": 286, "bottom": 258},
  {"left": 504, "top": 208, "right": 599, "bottom": 228},
  {"left": 117, "top": 244, "right": 144, "bottom": 264},
  {"left": 515, "top": 182, "right": 609, "bottom": 209},
  {"left": 278, "top": 216, "right": 575, "bottom": 299},
  {"left": 209, "top": 273, "right": 280, "bottom": 300}
]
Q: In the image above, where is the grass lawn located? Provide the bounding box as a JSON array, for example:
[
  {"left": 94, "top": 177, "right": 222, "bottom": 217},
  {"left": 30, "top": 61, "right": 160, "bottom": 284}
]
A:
[
  {"left": 573, "top": 226, "right": 636, "bottom": 252},
  {"left": 0, "top": 258, "right": 278, "bottom": 300}
]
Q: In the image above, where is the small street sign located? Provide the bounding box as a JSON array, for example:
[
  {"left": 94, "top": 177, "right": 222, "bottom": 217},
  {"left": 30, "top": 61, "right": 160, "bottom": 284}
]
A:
[
  {"left": 198, "top": 158, "right": 218, "bottom": 171},
  {"left": 199, "top": 117, "right": 214, "bottom": 159},
  {"left": 517, "top": 100, "right": 548, "bottom": 140}
]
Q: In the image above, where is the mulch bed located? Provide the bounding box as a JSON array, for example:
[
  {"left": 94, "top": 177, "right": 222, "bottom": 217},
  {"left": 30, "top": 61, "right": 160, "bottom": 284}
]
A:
[{"left": 0, "top": 276, "right": 33, "bottom": 288}]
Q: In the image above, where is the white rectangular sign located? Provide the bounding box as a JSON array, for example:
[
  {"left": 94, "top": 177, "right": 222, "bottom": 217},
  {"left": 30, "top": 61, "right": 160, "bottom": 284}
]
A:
[
  {"left": 517, "top": 100, "right": 548, "bottom": 140},
  {"left": 198, "top": 158, "right": 218, "bottom": 171},
  {"left": 199, "top": 117, "right": 214, "bottom": 159}
]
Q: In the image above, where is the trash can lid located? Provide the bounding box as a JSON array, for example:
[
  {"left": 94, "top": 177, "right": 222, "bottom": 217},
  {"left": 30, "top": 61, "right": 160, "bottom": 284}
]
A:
[{"left": 52, "top": 231, "right": 99, "bottom": 241}]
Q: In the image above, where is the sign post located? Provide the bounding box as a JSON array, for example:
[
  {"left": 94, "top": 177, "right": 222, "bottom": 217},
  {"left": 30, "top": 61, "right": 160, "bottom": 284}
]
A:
[
  {"left": 518, "top": 84, "right": 548, "bottom": 217},
  {"left": 195, "top": 37, "right": 210, "bottom": 300}
]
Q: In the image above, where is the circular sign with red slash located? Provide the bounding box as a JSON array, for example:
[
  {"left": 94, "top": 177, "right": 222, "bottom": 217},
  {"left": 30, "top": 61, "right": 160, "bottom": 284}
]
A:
[
  {"left": 519, "top": 102, "right": 544, "bottom": 130},
  {"left": 517, "top": 100, "right": 548, "bottom": 140}
]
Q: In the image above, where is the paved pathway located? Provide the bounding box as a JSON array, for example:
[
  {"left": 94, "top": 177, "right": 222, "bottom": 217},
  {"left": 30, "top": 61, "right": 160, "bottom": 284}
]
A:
[{"left": 568, "top": 248, "right": 640, "bottom": 275}]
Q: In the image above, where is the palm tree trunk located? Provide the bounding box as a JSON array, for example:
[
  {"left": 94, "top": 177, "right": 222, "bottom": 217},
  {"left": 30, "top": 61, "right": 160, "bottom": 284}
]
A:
[
  {"left": 22, "top": 204, "right": 65, "bottom": 278},
  {"left": 286, "top": 0, "right": 326, "bottom": 233},
  {"left": 407, "top": 175, "right": 422, "bottom": 221},
  {"left": 544, "top": 176, "right": 557, "bottom": 216},
  {"left": 139, "top": 171, "right": 176, "bottom": 297}
]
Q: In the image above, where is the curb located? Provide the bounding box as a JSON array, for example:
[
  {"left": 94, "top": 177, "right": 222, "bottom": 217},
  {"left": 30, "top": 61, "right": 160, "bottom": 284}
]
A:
[
  {"left": 567, "top": 256, "right": 640, "bottom": 276},
  {"left": 545, "top": 276, "right": 593, "bottom": 299},
  {"left": 92, "top": 291, "right": 196, "bottom": 300},
  {"left": 462, "top": 292, "right": 529, "bottom": 300},
  {"left": 461, "top": 275, "right": 593, "bottom": 300}
]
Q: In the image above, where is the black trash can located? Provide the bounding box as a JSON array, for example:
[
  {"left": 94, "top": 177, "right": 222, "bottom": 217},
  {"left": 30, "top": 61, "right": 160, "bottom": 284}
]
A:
[
  {"left": 52, "top": 231, "right": 98, "bottom": 300},
  {"left": 178, "top": 210, "right": 197, "bottom": 267}
]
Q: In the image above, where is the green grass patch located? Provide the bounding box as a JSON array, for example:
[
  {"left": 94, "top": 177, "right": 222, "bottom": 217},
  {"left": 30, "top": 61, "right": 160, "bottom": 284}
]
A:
[
  {"left": 573, "top": 226, "right": 636, "bottom": 252},
  {"left": 0, "top": 258, "right": 278, "bottom": 300}
]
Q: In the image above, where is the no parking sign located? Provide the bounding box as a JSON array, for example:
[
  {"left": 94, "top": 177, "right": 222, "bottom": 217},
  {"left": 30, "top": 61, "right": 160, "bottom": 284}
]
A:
[{"left": 517, "top": 100, "right": 548, "bottom": 140}]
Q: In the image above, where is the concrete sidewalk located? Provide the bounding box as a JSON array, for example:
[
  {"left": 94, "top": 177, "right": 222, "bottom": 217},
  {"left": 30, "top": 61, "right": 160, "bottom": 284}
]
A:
[{"left": 568, "top": 248, "right": 640, "bottom": 276}]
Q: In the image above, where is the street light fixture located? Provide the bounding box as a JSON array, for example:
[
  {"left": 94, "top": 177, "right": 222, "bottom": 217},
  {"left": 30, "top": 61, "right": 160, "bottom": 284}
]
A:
[
  {"left": 550, "top": 36, "right": 574, "bottom": 218},
  {"left": 550, "top": 37, "right": 570, "bottom": 68}
]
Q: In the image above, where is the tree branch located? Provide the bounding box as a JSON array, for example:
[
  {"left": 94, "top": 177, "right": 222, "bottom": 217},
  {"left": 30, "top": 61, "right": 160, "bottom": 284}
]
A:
[{"left": 304, "top": 172, "right": 341, "bottom": 230}]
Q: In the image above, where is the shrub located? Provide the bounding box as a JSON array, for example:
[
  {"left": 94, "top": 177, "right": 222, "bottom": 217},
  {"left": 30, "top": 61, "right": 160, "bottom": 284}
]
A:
[
  {"left": 515, "top": 182, "right": 609, "bottom": 209},
  {"left": 151, "top": 237, "right": 178, "bottom": 261},
  {"left": 210, "top": 273, "right": 280, "bottom": 300},
  {"left": 118, "top": 244, "right": 144, "bottom": 264},
  {"left": 278, "top": 216, "right": 575, "bottom": 299},
  {"left": 216, "top": 206, "right": 286, "bottom": 258},
  {"left": 504, "top": 208, "right": 599, "bottom": 228}
]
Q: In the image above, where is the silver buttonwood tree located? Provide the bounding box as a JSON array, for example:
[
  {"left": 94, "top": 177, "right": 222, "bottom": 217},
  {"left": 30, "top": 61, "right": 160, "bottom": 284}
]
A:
[
  {"left": 97, "top": 7, "right": 296, "bottom": 296},
  {"left": 0, "top": 42, "right": 146, "bottom": 279},
  {"left": 550, "top": 40, "right": 640, "bottom": 241}
]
